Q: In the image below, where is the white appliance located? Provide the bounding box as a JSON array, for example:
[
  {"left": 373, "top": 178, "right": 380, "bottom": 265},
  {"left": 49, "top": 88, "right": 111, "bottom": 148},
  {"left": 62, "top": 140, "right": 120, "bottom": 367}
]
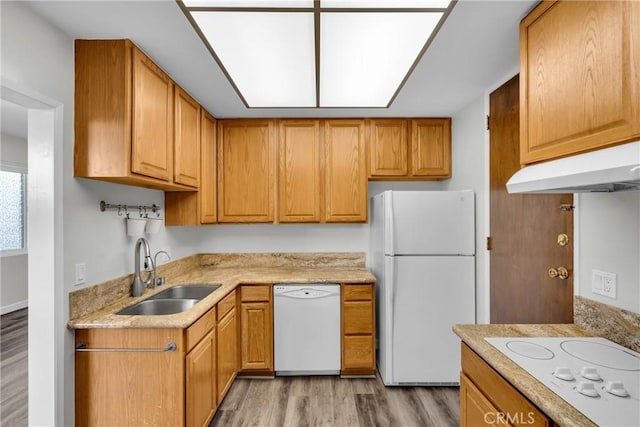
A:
[
  {"left": 486, "top": 337, "right": 640, "bottom": 427},
  {"left": 370, "top": 190, "right": 476, "bottom": 385},
  {"left": 273, "top": 284, "right": 341, "bottom": 376}
]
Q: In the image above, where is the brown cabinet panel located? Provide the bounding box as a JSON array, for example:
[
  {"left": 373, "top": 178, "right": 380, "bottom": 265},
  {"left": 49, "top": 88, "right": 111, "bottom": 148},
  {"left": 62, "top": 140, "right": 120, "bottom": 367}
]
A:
[
  {"left": 218, "top": 119, "right": 276, "bottom": 222},
  {"left": 200, "top": 110, "right": 217, "bottom": 223},
  {"left": 343, "top": 284, "right": 374, "bottom": 301},
  {"left": 217, "top": 307, "right": 237, "bottom": 403},
  {"left": 460, "top": 373, "right": 505, "bottom": 427},
  {"left": 369, "top": 119, "right": 409, "bottom": 177},
  {"left": 343, "top": 301, "right": 374, "bottom": 335},
  {"left": 520, "top": 0, "right": 640, "bottom": 163},
  {"left": 186, "top": 306, "right": 216, "bottom": 351},
  {"left": 174, "top": 86, "right": 201, "bottom": 188},
  {"left": 217, "top": 290, "right": 236, "bottom": 320},
  {"left": 341, "top": 283, "right": 375, "bottom": 376},
  {"left": 278, "top": 120, "right": 322, "bottom": 223},
  {"left": 410, "top": 118, "right": 451, "bottom": 178},
  {"left": 241, "top": 285, "right": 271, "bottom": 302},
  {"left": 240, "top": 301, "right": 273, "bottom": 371},
  {"left": 342, "top": 335, "right": 375, "bottom": 372},
  {"left": 186, "top": 330, "right": 217, "bottom": 427},
  {"left": 324, "top": 120, "right": 368, "bottom": 222}
]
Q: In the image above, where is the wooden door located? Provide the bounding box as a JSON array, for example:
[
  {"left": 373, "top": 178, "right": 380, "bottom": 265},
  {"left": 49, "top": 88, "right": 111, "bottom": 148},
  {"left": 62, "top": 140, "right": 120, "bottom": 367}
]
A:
[
  {"left": 368, "top": 119, "right": 408, "bottom": 177},
  {"left": 217, "top": 308, "right": 237, "bottom": 402},
  {"left": 186, "top": 330, "right": 216, "bottom": 427},
  {"left": 217, "top": 120, "right": 275, "bottom": 222},
  {"left": 200, "top": 110, "right": 217, "bottom": 223},
  {"left": 460, "top": 374, "right": 505, "bottom": 427},
  {"left": 278, "top": 120, "right": 322, "bottom": 223},
  {"left": 131, "top": 47, "right": 173, "bottom": 181},
  {"left": 240, "top": 301, "right": 273, "bottom": 371},
  {"left": 174, "top": 86, "right": 200, "bottom": 188},
  {"left": 410, "top": 118, "right": 451, "bottom": 178},
  {"left": 324, "top": 120, "right": 367, "bottom": 222},
  {"left": 489, "top": 75, "right": 573, "bottom": 324},
  {"left": 520, "top": 1, "right": 640, "bottom": 164}
]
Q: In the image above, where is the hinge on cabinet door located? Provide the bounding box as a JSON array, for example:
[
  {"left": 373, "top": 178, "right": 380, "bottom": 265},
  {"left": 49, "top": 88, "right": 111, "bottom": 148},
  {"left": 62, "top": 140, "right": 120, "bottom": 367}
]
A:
[
  {"left": 486, "top": 236, "right": 492, "bottom": 251},
  {"left": 560, "top": 204, "right": 575, "bottom": 212},
  {"left": 486, "top": 115, "right": 490, "bottom": 131}
]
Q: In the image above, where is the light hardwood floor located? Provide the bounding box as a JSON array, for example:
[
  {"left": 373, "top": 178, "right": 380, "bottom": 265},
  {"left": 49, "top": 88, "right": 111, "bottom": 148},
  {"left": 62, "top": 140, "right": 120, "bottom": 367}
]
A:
[
  {"left": 0, "top": 308, "right": 28, "bottom": 427},
  {"left": 211, "top": 375, "right": 460, "bottom": 427}
]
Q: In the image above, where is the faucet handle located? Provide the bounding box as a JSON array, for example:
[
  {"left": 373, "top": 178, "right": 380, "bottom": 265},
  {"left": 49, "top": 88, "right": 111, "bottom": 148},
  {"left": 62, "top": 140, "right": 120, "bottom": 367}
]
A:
[{"left": 155, "top": 277, "right": 166, "bottom": 287}]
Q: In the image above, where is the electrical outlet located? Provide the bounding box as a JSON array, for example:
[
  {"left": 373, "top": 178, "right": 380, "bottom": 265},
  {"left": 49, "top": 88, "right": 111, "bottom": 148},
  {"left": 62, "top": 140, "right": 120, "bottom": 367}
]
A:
[
  {"left": 592, "top": 270, "right": 617, "bottom": 299},
  {"left": 75, "top": 262, "right": 86, "bottom": 286}
]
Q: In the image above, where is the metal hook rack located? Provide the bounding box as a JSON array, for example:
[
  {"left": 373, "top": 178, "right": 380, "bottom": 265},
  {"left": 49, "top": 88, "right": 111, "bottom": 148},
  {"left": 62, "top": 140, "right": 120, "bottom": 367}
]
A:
[{"left": 99, "top": 201, "right": 161, "bottom": 218}]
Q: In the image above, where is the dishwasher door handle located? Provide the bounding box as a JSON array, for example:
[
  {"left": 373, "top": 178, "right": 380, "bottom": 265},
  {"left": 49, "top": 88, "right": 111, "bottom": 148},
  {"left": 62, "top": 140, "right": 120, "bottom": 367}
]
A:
[{"left": 274, "top": 288, "right": 339, "bottom": 299}]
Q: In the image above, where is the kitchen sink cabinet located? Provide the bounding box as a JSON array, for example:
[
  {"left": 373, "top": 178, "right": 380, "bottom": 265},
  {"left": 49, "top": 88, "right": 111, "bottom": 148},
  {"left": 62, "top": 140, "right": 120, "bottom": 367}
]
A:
[
  {"left": 74, "top": 39, "right": 196, "bottom": 191},
  {"left": 460, "top": 343, "right": 553, "bottom": 427},
  {"left": 217, "top": 119, "right": 276, "bottom": 223},
  {"left": 186, "top": 329, "right": 216, "bottom": 427},
  {"left": 520, "top": 0, "right": 640, "bottom": 164},
  {"left": 341, "top": 283, "right": 375, "bottom": 376},
  {"left": 368, "top": 119, "right": 451, "bottom": 180},
  {"left": 216, "top": 290, "right": 238, "bottom": 402},
  {"left": 324, "top": 120, "right": 368, "bottom": 223},
  {"left": 239, "top": 285, "right": 273, "bottom": 373}
]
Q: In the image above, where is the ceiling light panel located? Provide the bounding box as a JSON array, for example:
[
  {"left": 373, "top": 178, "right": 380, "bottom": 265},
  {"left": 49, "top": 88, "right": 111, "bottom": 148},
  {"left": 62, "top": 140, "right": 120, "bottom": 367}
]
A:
[
  {"left": 320, "top": 12, "right": 442, "bottom": 107},
  {"left": 192, "top": 11, "right": 316, "bottom": 107},
  {"left": 320, "top": 0, "right": 451, "bottom": 8},
  {"left": 183, "top": 0, "right": 313, "bottom": 7}
]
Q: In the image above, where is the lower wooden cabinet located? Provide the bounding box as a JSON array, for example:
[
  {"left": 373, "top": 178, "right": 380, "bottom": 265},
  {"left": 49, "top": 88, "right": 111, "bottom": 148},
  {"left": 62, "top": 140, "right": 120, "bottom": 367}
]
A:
[
  {"left": 186, "top": 330, "right": 217, "bottom": 427},
  {"left": 341, "top": 283, "right": 375, "bottom": 376},
  {"left": 216, "top": 290, "right": 238, "bottom": 402},
  {"left": 240, "top": 285, "right": 273, "bottom": 373},
  {"left": 460, "top": 343, "right": 553, "bottom": 427}
]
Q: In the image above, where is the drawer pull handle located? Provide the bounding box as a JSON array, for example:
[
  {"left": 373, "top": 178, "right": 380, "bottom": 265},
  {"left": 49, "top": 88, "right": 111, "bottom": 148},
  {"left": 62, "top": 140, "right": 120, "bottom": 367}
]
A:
[{"left": 75, "top": 342, "right": 177, "bottom": 352}]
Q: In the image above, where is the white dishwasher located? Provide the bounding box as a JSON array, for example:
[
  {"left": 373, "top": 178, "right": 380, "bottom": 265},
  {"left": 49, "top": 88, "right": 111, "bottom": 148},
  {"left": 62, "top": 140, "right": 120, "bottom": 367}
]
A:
[{"left": 273, "top": 284, "right": 341, "bottom": 376}]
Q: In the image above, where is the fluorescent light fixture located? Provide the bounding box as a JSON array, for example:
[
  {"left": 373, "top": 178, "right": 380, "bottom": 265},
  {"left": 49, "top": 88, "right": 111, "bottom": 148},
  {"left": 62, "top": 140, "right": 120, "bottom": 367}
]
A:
[
  {"left": 192, "top": 11, "right": 316, "bottom": 107},
  {"left": 179, "top": 0, "right": 454, "bottom": 108},
  {"left": 321, "top": 12, "right": 442, "bottom": 107}
]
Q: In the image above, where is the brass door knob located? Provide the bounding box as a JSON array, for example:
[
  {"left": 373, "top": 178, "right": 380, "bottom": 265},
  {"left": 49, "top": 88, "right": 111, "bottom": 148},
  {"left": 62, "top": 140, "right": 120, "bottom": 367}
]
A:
[
  {"left": 557, "top": 233, "right": 569, "bottom": 247},
  {"left": 548, "top": 266, "right": 570, "bottom": 280}
]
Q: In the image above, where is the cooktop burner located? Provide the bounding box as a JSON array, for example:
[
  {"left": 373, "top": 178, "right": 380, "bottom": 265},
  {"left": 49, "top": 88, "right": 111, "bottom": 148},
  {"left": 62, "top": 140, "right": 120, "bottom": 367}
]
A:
[{"left": 485, "top": 337, "right": 640, "bottom": 427}]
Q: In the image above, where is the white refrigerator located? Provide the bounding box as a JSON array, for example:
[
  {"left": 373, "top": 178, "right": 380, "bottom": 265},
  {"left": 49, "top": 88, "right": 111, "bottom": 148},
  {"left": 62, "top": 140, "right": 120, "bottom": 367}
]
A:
[{"left": 370, "top": 190, "right": 476, "bottom": 385}]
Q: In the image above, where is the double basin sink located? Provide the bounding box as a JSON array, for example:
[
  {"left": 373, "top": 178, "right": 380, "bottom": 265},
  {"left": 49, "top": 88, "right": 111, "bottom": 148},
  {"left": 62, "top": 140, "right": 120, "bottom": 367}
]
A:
[{"left": 117, "top": 284, "right": 221, "bottom": 315}]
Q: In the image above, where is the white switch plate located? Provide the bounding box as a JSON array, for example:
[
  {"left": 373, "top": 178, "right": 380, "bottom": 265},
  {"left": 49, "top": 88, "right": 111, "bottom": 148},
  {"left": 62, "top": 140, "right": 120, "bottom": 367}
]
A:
[
  {"left": 592, "top": 269, "right": 617, "bottom": 299},
  {"left": 75, "top": 262, "right": 86, "bottom": 286}
]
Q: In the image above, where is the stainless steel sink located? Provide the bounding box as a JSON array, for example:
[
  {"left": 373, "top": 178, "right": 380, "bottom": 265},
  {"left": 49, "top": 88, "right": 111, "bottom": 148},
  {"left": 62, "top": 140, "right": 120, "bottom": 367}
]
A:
[
  {"left": 116, "top": 298, "right": 200, "bottom": 315},
  {"left": 147, "top": 284, "right": 221, "bottom": 301}
]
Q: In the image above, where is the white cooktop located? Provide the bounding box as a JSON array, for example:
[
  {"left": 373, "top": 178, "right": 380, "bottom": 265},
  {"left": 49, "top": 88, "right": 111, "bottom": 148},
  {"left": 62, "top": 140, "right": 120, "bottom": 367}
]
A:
[{"left": 485, "top": 337, "right": 640, "bottom": 427}]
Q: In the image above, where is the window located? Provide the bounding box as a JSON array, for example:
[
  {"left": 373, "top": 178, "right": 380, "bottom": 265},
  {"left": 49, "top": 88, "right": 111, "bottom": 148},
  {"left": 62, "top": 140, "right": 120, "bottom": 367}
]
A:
[{"left": 0, "top": 169, "right": 26, "bottom": 252}]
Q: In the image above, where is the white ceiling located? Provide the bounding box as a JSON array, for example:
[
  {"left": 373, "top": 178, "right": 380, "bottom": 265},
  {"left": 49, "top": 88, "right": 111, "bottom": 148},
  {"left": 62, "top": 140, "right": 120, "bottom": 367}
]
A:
[
  {"left": 24, "top": 0, "right": 537, "bottom": 118},
  {"left": 1, "top": 100, "right": 28, "bottom": 140}
]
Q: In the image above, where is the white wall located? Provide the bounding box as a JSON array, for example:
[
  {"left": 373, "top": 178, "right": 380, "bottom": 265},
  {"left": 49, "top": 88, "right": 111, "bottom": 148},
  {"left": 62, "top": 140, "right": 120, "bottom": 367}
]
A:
[
  {"left": 444, "top": 96, "right": 488, "bottom": 323},
  {"left": 576, "top": 191, "right": 640, "bottom": 313},
  {"left": 0, "top": 132, "right": 28, "bottom": 313}
]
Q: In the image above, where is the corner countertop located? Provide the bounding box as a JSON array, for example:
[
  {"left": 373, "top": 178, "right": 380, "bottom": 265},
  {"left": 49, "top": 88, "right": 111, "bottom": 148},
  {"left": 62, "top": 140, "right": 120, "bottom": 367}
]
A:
[
  {"left": 68, "top": 266, "right": 375, "bottom": 329},
  {"left": 454, "top": 324, "right": 596, "bottom": 427}
]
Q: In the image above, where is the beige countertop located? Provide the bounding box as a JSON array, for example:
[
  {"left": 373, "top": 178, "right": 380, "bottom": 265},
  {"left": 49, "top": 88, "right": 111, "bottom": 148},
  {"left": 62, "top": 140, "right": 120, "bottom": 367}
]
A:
[
  {"left": 454, "top": 324, "right": 596, "bottom": 427},
  {"left": 68, "top": 266, "right": 375, "bottom": 329}
]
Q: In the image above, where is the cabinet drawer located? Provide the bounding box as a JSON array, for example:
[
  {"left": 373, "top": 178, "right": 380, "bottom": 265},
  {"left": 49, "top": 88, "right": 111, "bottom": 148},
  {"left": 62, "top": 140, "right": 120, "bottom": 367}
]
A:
[
  {"left": 217, "top": 290, "right": 236, "bottom": 320},
  {"left": 343, "top": 301, "right": 374, "bottom": 335},
  {"left": 342, "top": 284, "right": 373, "bottom": 301},
  {"left": 342, "top": 335, "right": 374, "bottom": 370},
  {"left": 241, "top": 285, "right": 271, "bottom": 302},
  {"left": 186, "top": 306, "right": 216, "bottom": 352}
]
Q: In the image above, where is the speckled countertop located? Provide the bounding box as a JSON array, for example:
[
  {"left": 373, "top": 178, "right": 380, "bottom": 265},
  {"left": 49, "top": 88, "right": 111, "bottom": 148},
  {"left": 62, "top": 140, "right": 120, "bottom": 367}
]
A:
[
  {"left": 454, "top": 324, "right": 596, "bottom": 427},
  {"left": 68, "top": 253, "right": 375, "bottom": 329}
]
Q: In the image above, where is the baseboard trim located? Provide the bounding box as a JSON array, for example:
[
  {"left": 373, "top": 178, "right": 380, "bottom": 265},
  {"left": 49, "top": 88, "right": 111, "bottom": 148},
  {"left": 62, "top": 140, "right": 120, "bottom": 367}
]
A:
[{"left": 1, "top": 299, "right": 28, "bottom": 315}]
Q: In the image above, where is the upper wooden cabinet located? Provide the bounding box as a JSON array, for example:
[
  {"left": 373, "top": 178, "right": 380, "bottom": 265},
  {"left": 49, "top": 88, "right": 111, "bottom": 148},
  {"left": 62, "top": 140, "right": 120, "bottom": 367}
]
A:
[
  {"left": 278, "top": 120, "right": 322, "bottom": 223},
  {"left": 520, "top": 1, "right": 640, "bottom": 164},
  {"left": 324, "top": 120, "right": 368, "bottom": 223},
  {"left": 368, "top": 119, "right": 451, "bottom": 180},
  {"left": 75, "top": 39, "right": 196, "bottom": 191},
  {"left": 174, "top": 86, "right": 201, "bottom": 188},
  {"left": 217, "top": 120, "right": 276, "bottom": 223}
]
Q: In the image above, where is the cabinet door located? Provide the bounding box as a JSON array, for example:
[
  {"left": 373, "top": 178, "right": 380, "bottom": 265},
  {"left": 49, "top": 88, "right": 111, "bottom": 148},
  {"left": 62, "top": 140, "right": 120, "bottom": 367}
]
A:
[
  {"left": 174, "top": 86, "right": 201, "bottom": 188},
  {"left": 410, "top": 118, "right": 451, "bottom": 178},
  {"left": 218, "top": 120, "right": 275, "bottom": 222},
  {"left": 186, "top": 330, "right": 216, "bottom": 427},
  {"left": 520, "top": 1, "right": 640, "bottom": 164},
  {"left": 131, "top": 47, "right": 174, "bottom": 181},
  {"left": 324, "top": 120, "right": 367, "bottom": 222},
  {"left": 369, "top": 119, "right": 408, "bottom": 177},
  {"left": 341, "top": 283, "right": 375, "bottom": 376},
  {"left": 217, "top": 309, "right": 237, "bottom": 402},
  {"left": 278, "top": 120, "right": 322, "bottom": 223},
  {"left": 460, "top": 374, "right": 507, "bottom": 427},
  {"left": 200, "top": 110, "right": 217, "bottom": 223},
  {"left": 240, "top": 301, "right": 273, "bottom": 371}
]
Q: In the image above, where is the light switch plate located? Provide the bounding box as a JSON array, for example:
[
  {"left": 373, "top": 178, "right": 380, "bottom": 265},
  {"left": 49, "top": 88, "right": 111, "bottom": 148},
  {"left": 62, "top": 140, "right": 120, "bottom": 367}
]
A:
[
  {"left": 75, "top": 262, "right": 86, "bottom": 286},
  {"left": 592, "top": 269, "right": 617, "bottom": 299}
]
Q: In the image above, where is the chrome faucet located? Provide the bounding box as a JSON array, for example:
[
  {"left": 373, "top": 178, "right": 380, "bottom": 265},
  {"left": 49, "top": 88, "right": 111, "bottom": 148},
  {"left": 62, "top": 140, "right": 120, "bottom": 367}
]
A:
[
  {"left": 153, "top": 250, "right": 171, "bottom": 288},
  {"left": 131, "top": 237, "right": 155, "bottom": 297}
]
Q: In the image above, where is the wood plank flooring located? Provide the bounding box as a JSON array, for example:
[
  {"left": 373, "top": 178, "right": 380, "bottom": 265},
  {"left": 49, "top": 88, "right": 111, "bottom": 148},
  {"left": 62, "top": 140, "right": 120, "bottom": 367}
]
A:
[
  {"left": 211, "top": 375, "right": 459, "bottom": 427},
  {"left": 0, "top": 308, "right": 28, "bottom": 427}
]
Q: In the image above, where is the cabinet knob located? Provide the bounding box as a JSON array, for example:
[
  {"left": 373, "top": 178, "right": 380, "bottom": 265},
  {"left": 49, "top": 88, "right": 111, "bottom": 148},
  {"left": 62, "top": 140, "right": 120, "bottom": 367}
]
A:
[
  {"left": 557, "top": 233, "right": 569, "bottom": 246},
  {"left": 548, "top": 266, "right": 570, "bottom": 280}
]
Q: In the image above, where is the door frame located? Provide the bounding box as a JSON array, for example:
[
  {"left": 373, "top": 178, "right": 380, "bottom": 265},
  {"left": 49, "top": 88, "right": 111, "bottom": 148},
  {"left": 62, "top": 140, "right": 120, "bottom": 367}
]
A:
[
  {"left": 1, "top": 77, "right": 65, "bottom": 426},
  {"left": 481, "top": 68, "right": 580, "bottom": 324}
]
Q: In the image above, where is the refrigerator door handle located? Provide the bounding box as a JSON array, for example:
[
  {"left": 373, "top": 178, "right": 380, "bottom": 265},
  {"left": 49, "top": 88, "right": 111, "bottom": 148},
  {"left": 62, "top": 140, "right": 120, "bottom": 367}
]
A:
[{"left": 385, "top": 191, "right": 394, "bottom": 255}]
